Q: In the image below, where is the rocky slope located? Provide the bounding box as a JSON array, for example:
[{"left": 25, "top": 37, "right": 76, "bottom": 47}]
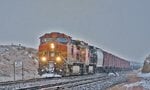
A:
[
  {"left": 142, "top": 55, "right": 150, "bottom": 73},
  {"left": 0, "top": 45, "right": 39, "bottom": 82}
]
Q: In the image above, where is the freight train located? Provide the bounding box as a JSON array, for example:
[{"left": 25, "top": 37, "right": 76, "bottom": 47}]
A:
[{"left": 38, "top": 32, "right": 130, "bottom": 76}]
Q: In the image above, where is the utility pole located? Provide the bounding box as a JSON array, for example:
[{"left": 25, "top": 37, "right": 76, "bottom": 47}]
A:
[
  {"left": 22, "top": 62, "right": 24, "bottom": 80},
  {"left": 14, "top": 62, "right": 15, "bottom": 81}
]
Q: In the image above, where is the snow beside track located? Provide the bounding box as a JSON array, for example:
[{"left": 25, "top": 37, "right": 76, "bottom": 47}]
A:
[
  {"left": 137, "top": 72, "right": 150, "bottom": 89},
  {"left": 106, "top": 71, "right": 150, "bottom": 90},
  {"left": 137, "top": 72, "right": 150, "bottom": 78}
]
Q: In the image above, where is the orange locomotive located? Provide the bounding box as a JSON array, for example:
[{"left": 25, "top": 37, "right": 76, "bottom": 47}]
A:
[{"left": 38, "top": 32, "right": 96, "bottom": 76}]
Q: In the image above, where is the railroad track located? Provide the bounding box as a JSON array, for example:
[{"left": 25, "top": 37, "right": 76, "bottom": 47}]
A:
[
  {"left": 23, "top": 75, "right": 109, "bottom": 90},
  {"left": 0, "top": 75, "right": 89, "bottom": 86},
  {"left": 0, "top": 74, "right": 107, "bottom": 90},
  {"left": 41, "top": 76, "right": 110, "bottom": 90}
]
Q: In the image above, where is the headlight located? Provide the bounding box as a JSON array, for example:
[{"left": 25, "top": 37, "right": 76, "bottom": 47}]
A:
[
  {"left": 50, "top": 43, "right": 55, "bottom": 49},
  {"left": 56, "top": 56, "right": 61, "bottom": 62},
  {"left": 41, "top": 57, "right": 47, "bottom": 62}
]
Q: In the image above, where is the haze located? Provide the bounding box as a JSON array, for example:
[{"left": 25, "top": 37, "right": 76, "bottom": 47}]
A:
[{"left": 0, "top": 0, "right": 150, "bottom": 63}]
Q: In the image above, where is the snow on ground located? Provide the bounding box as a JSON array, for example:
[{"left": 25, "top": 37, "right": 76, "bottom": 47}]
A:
[
  {"left": 107, "top": 71, "right": 150, "bottom": 90},
  {"left": 123, "top": 79, "right": 150, "bottom": 90},
  {"left": 123, "top": 72, "right": 150, "bottom": 90},
  {"left": 124, "top": 81, "right": 143, "bottom": 88},
  {"left": 0, "top": 44, "right": 39, "bottom": 82},
  {"left": 137, "top": 72, "right": 150, "bottom": 89},
  {"left": 108, "top": 72, "right": 120, "bottom": 77},
  {"left": 138, "top": 72, "right": 150, "bottom": 78},
  {"left": 41, "top": 73, "right": 62, "bottom": 78}
]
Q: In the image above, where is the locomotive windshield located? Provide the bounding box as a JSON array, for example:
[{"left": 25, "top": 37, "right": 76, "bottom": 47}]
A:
[
  {"left": 41, "top": 37, "right": 68, "bottom": 44},
  {"left": 41, "top": 38, "right": 53, "bottom": 43},
  {"left": 56, "top": 37, "right": 68, "bottom": 44}
]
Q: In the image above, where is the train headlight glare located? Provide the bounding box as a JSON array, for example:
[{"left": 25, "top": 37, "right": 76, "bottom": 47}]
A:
[
  {"left": 50, "top": 43, "right": 55, "bottom": 49},
  {"left": 41, "top": 57, "right": 47, "bottom": 62},
  {"left": 56, "top": 56, "right": 61, "bottom": 62}
]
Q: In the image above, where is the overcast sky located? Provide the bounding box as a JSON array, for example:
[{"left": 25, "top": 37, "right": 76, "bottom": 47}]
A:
[{"left": 0, "top": 0, "right": 150, "bottom": 63}]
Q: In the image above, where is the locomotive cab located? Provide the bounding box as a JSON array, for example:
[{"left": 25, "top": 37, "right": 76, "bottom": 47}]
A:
[{"left": 38, "top": 32, "right": 71, "bottom": 75}]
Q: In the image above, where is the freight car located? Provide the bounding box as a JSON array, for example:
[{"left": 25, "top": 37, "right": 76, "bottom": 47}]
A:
[
  {"left": 96, "top": 49, "right": 130, "bottom": 73},
  {"left": 38, "top": 32, "right": 130, "bottom": 76}
]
